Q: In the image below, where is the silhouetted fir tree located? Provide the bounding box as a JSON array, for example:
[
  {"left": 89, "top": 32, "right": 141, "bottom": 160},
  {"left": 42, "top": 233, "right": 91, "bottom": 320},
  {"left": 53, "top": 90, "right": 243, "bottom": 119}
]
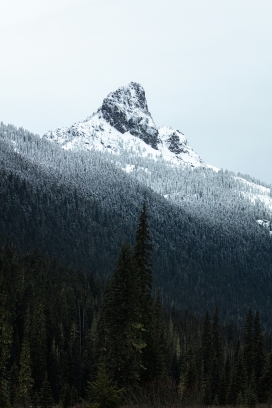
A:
[
  {"left": 32, "top": 390, "right": 40, "bottom": 408},
  {"left": 202, "top": 375, "right": 211, "bottom": 405},
  {"left": 236, "top": 390, "right": 245, "bottom": 407},
  {"left": 153, "top": 290, "right": 169, "bottom": 378},
  {"left": 30, "top": 299, "right": 47, "bottom": 391},
  {"left": 0, "top": 277, "right": 13, "bottom": 407},
  {"left": 183, "top": 348, "right": 197, "bottom": 399},
  {"left": 17, "top": 336, "right": 34, "bottom": 408},
  {"left": 60, "top": 384, "right": 72, "bottom": 408},
  {"left": 134, "top": 203, "right": 153, "bottom": 311},
  {"left": 210, "top": 356, "right": 221, "bottom": 403},
  {"left": 259, "top": 351, "right": 272, "bottom": 403},
  {"left": 212, "top": 306, "right": 223, "bottom": 367},
  {"left": 94, "top": 279, "right": 111, "bottom": 360},
  {"left": 31, "top": 255, "right": 48, "bottom": 338},
  {"left": 245, "top": 370, "right": 258, "bottom": 407},
  {"left": 201, "top": 311, "right": 212, "bottom": 377},
  {"left": 209, "top": 307, "right": 223, "bottom": 402},
  {"left": 71, "top": 386, "right": 79, "bottom": 406},
  {"left": 90, "top": 362, "right": 124, "bottom": 408},
  {"left": 40, "top": 372, "right": 54, "bottom": 408},
  {"left": 171, "top": 353, "right": 181, "bottom": 383},
  {"left": 227, "top": 347, "right": 247, "bottom": 405},
  {"left": 234, "top": 338, "right": 241, "bottom": 364},
  {"left": 100, "top": 242, "right": 143, "bottom": 388},
  {"left": 47, "top": 341, "right": 61, "bottom": 403},
  {"left": 224, "top": 355, "right": 231, "bottom": 393},
  {"left": 9, "top": 362, "right": 19, "bottom": 406},
  {"left": 253, "top": 310, "right": 265, "bottom": 398},
  {"left": 133, "top": 203, "right": 157, "bottom": 382},
  {"left": 218, "top": 367, "right": 227, "bottom": 406},
  {"left": 244, "top": 308, "right": 254, "bottom": 379}
]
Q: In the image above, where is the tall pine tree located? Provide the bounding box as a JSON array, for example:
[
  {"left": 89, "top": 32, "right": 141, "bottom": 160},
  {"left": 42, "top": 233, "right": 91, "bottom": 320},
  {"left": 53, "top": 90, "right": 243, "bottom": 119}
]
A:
[
  {"left": 17, "top": 336, "right": 34, "bottom": 408},
  {"left": 134, "top": 203, "right": 158, "bottom": 382},
  {"left": 99, "top": 243, "right": 143, "bottom": 388}
]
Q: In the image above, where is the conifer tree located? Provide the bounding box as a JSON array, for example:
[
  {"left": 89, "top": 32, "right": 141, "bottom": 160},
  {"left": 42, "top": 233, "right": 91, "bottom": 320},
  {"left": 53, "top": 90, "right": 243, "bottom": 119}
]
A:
[
  {"left": 183, "top": 348, "right": 197, "bottom": 399},
  {"left": 227, "top": 347, "right": 247, "bottom": 405},
  {"left": 210, "top": 356, "right": 220, "bottom": 403},
  {"left": 210, "top": 307, "right": 223, "bottom": 402},
  {"left": 153, "top": 290, "right": 168, "bottom": 377},
  {"left": 201, "top": 311, "right": 213, "bottom": 405},
  {"left": 224, "top": 355, "right": 231, "bottom": 390},
  {"left": 134, "top": 202, "right": 153, "bottom": 309},
  {"left": 9, "top": 362, "right": 19, "bottom": 407},
  {"left": 218, "top": 366, "right": 227, "bottom": 406},
  {"left": 60, "top": 384, "right": 72, "bottom": 408},
  {"left": 244, "top": 308, "right": 254, "bottom": 379},
  {"left": 202, "top": 375, "right": 211, "bottom": 406},
  {"left": 253, "top": 310, "right": 265, "bottom": 398},
  {"left": 259, "top": 351, "right": 272, "bottom": 403},
  {"left": 245, "top": 370, "right": 258, "bottom": 407},
  {"left": 40, "top": 372, "right": 54, "bottom": 408},
  {"left": 133, "top": 203, "right": 157, "bottom": 382},
  {"left": 100, "top": 243, "right": 143, "bottom": 387},
  {"left": 236, "top": 390, "right": 245, "bottom": 407},
  {"left": 90, "top": 362, "right": 124, "bottom": 408},
  {"left": 201, "top": 311, "right": 212, "bottom": 377},
  {"left": 31, "top": 299, "right": 47, "bottom": 391},
  {"left": 0, "top": 278, "right": 13, "bottom": 407},
  {"left": 212, "top": 306, "right": 223, "bottom": 367},
  {"left": 234, "top": 339, "right": 241, "bottom": 363},
  {"left": 17, "top": 336, "right": 34, "bottom": 408}
]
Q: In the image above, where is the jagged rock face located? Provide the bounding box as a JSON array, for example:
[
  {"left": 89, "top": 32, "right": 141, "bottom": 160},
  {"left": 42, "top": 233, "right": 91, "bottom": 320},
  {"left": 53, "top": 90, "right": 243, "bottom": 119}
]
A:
[
  {"left": 100, "top": 82, "right": 160, "bottom": 149},
  {"left": 165, "top": 129, "right": 187, "bottom": 155}
]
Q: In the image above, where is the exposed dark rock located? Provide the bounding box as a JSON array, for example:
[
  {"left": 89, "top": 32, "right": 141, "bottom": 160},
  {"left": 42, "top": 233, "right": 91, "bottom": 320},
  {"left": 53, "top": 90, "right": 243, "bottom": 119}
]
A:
[{"left": 100, "top": 82, "right": 160, "bottom": 149}]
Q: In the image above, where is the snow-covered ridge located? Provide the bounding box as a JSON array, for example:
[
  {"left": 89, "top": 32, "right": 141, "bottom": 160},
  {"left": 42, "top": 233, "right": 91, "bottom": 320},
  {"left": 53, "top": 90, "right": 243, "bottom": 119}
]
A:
[{"left": 44, "top": 82, "right": 204, "bottom": 168}]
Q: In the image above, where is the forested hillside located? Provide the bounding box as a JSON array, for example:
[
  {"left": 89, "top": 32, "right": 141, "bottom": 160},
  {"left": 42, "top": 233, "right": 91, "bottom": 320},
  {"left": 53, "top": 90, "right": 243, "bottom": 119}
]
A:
[
  {"left": 1, "top": 210, "right": 272, "bottom": 407},
  {"left": 1, "top": 122, "right": 272, "bottom": 326}
]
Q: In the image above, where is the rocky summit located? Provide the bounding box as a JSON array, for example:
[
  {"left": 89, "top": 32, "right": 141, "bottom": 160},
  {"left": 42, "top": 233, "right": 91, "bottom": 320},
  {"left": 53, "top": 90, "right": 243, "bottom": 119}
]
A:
[
  {"left": 44, "top": 82, "right": 204, "bottom": 167},
  {"left": 100, "top": 82, "right": 160, "bottom": 149}
]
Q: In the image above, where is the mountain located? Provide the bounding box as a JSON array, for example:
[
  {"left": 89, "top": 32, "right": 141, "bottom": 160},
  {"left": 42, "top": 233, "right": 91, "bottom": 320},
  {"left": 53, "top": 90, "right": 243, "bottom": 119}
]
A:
[
  {"left": 43, "top": 81, "right": 272, "bottom": 225},
  {"left": 44, "top": 82, "right": 204, "bottom": 168},
  {"left": 1, "top": 82, "right": 272, "bottom": 327}
]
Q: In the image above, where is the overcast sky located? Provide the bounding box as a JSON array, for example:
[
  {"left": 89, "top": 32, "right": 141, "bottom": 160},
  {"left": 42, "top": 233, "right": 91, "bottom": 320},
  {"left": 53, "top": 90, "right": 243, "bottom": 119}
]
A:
[{"left": 1, "top": 0, "right": 272, "bottom": 184}]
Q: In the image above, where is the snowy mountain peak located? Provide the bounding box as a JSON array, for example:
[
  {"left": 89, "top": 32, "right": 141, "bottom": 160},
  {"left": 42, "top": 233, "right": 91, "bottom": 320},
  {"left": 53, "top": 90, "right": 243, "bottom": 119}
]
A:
[
  {"left": 99, "top": 82, "right": 159, "bottom": 149},
  {"left": 44, "top": 82, "right": 204, "bottom": 168}
]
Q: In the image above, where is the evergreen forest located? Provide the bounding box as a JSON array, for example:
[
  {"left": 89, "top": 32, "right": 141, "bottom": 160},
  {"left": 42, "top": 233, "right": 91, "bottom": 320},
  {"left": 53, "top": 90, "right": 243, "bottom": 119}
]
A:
[
  {"left": 1, "top": 205, "right": 272, "bottom": 407},
  {"left": 1, "top": 122, "right": 272, "bottom": 326}
]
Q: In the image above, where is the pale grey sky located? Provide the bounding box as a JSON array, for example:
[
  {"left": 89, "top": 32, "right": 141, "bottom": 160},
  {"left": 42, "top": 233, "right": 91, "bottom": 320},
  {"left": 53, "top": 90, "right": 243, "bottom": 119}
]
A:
[{"left": 1, "top": 0, "right": 272, "bottom": 183}]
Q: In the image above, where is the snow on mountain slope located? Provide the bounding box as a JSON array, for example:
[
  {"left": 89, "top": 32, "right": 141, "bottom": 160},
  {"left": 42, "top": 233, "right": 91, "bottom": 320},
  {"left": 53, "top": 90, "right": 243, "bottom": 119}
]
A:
[
  {"left": 42, "top": 82, "right": 272, "bottom": 221},
  {"left": 234, "top": 176, "right": 272, "bottom": 212},
  {"left": 44, "top": 82, "right": 204, "bottom": 168}
]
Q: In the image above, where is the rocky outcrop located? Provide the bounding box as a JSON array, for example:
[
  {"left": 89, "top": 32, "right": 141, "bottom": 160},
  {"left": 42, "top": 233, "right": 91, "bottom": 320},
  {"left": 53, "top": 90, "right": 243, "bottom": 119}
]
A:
[{"left": 100, "top": 82, "right": 160, "bottom": 149}]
